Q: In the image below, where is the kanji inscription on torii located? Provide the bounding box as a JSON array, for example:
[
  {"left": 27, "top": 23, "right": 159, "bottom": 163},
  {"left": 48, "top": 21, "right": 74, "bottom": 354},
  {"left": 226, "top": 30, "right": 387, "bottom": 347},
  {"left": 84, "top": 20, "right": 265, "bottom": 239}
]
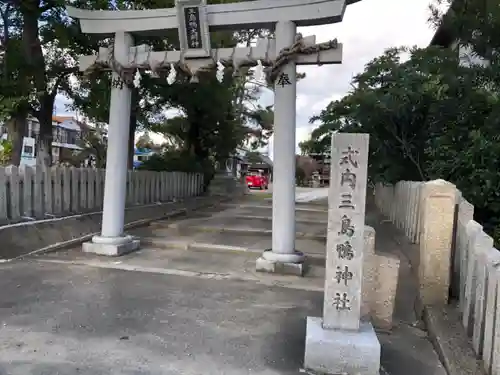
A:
[
  {"left": 184, "top": 7, "right": 202, "bottom": 48},
  {"left": 176, "top": 0, "right": 211, "bottom": 58},
  {"left": 323, "top": 133, "right": 370, "bottom": 331}
]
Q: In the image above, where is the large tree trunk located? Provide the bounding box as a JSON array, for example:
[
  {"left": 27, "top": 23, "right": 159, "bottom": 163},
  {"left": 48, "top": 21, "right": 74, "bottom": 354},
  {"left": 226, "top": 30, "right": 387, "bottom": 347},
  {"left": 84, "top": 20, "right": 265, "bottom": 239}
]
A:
[
  {"left": 5, "top": 114, "right": 26, "bottom": 166},
  {"left": 127, "top": 88, "right": 139, "bottom": 169},
  {"left": 36, "top": 99, "right": 54, "bottom": 167},
  {"left": 187, "top": 117, "right": 212, "bottom": 192},
  {"left": 127, "top": 121, "right": 137, "bottom": 170},
  {"left": 20, "top": 0, "right": 53, "bottom": 167}
]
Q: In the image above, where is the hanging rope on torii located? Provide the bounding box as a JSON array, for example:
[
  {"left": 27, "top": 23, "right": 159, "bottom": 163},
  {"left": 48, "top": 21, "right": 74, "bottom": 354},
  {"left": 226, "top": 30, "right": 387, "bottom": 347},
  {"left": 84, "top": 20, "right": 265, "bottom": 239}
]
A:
[
  {"left": 267, "top": 34, "right": 338, "bottom": 83},
  {"left": 83, "top": 33, "right": 340, "bottom": 89}
]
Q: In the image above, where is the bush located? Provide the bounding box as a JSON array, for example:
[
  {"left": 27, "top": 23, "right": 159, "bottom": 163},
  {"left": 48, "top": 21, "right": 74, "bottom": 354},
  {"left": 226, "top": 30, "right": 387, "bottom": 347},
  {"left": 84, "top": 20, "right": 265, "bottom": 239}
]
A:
[
  {"left": 0, "top": 139, "right": 12, "bottom": 165},
  {"left": 138, "top": 150, "right": 215, "bottom": 192},
  {"left": 295, "top": 165, "right": 306, "bottom": 186}
]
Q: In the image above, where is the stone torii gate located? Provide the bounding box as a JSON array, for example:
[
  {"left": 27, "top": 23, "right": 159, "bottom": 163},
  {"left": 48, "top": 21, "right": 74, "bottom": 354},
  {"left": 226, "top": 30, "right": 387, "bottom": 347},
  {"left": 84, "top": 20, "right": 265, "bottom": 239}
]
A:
[{"left": 67, "top": 0, "right": 358, "bottom": 272}]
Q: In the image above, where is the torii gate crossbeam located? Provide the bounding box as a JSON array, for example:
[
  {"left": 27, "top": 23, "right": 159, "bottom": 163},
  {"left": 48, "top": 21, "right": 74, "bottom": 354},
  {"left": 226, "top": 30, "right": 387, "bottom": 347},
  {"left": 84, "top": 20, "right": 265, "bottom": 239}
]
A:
[{"left": 67, "top": 0, "right": 359, "bottom": 34}]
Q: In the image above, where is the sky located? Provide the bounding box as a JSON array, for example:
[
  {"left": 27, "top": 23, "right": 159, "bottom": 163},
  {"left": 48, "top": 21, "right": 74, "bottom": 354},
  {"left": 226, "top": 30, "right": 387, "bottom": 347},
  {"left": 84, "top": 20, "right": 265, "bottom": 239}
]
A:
[{"left": 55, "top": 0, "right": 438, "bottom": 159}]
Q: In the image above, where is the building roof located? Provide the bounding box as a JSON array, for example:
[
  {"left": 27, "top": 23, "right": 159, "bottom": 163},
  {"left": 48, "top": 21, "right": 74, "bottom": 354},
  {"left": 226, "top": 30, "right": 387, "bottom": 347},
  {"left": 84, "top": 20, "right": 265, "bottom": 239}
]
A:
[
  {"left": 134, "top": 148, "right": 154, "bottom": 155},
  {"left": 242, "top": 152, "right": 273, "bottom": 168},
  {"left": 52, "top": 116, "right": 92, "bottom": 131},
  {"left": 52, "top": 115, "right": 73, "bottom": 123}
]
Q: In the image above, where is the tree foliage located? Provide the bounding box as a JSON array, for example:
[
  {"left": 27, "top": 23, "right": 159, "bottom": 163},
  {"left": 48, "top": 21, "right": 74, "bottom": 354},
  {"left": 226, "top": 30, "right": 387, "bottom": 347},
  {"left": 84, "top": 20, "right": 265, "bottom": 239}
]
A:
[
  {"left": 301, "top": 0, "right": 500, "bottom": 242},
  {"left": 0, "top": 138, "right": 12, "bottom": 165}
]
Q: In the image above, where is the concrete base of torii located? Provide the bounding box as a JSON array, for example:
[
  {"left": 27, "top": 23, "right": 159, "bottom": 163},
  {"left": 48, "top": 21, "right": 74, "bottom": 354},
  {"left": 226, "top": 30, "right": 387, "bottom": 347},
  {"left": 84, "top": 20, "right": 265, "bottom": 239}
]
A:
[
  {"left": 255, "top": 251, "right": 305, "bottom": 276},
  {"left": 83, "top": 235, "right": 140, "bottom": 256}
]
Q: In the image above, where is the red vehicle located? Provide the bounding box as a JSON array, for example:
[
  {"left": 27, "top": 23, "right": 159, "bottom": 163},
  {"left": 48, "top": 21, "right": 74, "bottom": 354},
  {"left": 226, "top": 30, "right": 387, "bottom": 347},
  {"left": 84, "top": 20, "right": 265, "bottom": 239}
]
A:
[{"left": 246, "top": 170, "right": 269, "bottom": 190}]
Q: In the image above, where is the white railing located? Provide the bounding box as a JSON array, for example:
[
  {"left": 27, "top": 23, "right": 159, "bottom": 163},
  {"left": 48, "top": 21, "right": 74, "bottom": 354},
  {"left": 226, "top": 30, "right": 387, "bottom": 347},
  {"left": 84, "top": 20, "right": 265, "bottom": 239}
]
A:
[
  {"left": 374, "top": 179, "right": 500, "bottom": 375},
  {"left": 0, "top": 166, "right": 204, "bottom": 222}
]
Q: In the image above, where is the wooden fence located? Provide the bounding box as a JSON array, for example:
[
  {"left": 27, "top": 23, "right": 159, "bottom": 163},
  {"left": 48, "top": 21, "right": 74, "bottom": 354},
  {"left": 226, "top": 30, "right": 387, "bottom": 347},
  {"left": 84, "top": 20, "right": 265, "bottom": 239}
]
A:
[
  {"left": 0, "top": 166, "right": 203, "bottom": 223},
  {"left": 374, "top": 180, "right": 500, "bottom": 375}
]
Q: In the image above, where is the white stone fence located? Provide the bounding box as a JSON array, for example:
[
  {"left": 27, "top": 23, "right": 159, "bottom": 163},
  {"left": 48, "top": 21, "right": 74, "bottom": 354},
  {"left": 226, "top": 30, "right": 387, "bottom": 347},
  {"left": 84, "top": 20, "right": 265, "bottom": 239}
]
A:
[
  {"left": 374, "top": 179, "right": 500, "bottom": 375},
  {"left": 0, "top": 166, "right": 204, "bottom": 223}
]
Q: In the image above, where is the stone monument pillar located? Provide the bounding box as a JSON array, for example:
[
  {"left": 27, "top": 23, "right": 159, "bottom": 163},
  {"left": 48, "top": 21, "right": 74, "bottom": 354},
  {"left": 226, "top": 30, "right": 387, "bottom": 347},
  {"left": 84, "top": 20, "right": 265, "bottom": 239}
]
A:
[
  {"left": 82, "top": 31, "right": 140, "bottom": 256},
  {"left": 304, "top": 133, "right": 381, "bottom": 375}
]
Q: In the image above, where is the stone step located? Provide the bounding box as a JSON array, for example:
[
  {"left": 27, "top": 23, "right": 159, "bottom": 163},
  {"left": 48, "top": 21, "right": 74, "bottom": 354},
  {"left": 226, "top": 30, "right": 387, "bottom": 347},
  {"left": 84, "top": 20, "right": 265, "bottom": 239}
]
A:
[
  {"left": 138, "top": 240, "right": 327, "bottom": 282},
  {"left": 155, "top": 215, "right": 327, "bottom": 238},
  {"left": 229, "top": 214, "right": 328, "bottom": 225},
  {"left": 221, "top": 202, "right": 328, "bottom": 212},
  {"left": 151, "top": 225, "right": 327, "bottom": 241},
  {"left": 143, "top": 232, "right": 327, "bottom": 260}
]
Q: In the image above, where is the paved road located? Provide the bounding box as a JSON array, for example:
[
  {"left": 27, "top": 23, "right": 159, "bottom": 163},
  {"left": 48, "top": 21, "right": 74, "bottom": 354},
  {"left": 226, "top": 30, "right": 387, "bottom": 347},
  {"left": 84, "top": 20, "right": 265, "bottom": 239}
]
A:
[
  {"left": 294, "top": 187, "right": 328, "bottom": 203},
  {"left": 0, "top": 194, "right": 446, "bottom": 375},
  {"left": 248, "top": 185, "right": 329, "bottom": 203},
  {"left": 0, "top": 261, "right": 322, "bottom": 375}
]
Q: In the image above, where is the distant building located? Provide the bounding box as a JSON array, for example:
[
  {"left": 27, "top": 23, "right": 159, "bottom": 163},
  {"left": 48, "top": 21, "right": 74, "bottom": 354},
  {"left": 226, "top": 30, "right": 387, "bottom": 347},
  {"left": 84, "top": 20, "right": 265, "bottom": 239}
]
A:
[
  {"left": 307, "top": 152, "right": 331, "bottom": 186},
  {"left": 0, "top": 115, "right": 97, "bottom": 166},
  {"left": 133, "top": 148, "right": 156, "bottom": 169},
  {"left": 296, "top": 155, "right": 320, "bottom": 184},
  {"left": 0, "top": 116, "right": 39, "bottom": 166},
  {"left": 51, "top": 116, "right": 89, "bottom": 164},
  {"left": 238, "top": 150, "right": 273, "bottom": 179}
]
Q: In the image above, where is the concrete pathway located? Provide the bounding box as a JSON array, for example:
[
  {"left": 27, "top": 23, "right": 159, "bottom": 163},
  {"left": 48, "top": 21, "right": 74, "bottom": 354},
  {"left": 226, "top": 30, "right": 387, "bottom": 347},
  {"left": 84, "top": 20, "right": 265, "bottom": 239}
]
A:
[
  {"left": 0, "top": 193, "right": 447, "bottom": 375},
  {"left": 294, "top": 187, "right": 329, "bottom": 203},
  {"left": 250, "top": 185, "right": 329, "bottom": 203}
]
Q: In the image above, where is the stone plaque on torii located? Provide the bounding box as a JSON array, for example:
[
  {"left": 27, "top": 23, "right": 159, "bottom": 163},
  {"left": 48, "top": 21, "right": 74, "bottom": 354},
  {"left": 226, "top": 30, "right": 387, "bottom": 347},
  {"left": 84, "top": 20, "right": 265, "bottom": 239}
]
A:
[{"left": 66, "top": 0, "right": 353, "bottom": 273}]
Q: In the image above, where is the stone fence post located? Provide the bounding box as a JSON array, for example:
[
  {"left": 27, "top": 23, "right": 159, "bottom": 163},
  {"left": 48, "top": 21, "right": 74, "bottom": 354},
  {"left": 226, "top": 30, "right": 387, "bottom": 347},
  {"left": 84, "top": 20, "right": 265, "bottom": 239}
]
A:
[{"left": 418, "top": 179, "right": 457, "bottom": 305}]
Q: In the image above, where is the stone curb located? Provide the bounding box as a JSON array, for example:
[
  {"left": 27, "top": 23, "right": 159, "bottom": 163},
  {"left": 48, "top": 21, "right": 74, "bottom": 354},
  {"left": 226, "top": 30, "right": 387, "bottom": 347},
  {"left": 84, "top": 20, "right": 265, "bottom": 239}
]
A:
[
  {"left": 4, "top": 196, "right": 230, "bottom": 261},
  {"left": 424, "top": 305, "right": 484, "bottom": 375}
]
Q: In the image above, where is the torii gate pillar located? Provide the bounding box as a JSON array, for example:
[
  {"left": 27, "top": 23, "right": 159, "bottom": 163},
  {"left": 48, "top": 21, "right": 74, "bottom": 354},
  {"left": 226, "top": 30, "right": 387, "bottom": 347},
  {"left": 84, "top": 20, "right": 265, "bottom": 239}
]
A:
[
  {"left": 82, "top": 32, "right": 140, "bottom": 256},
  {"left": 256, "top": 20, "right": 305, "bottom": 273}
]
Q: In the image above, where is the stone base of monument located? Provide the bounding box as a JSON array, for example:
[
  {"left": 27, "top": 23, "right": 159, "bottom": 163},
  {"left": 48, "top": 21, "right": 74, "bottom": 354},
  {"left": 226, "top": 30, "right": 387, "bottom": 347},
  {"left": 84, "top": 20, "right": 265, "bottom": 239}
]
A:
[
  {"left": 255, "top": 249, "right": 305, "bottom": 276},
  {"left": 82, "top": 235, "right": 140, "bottom": 256},
  {"left": 304, "top": 317, "right": 381, "bottom": 375}
]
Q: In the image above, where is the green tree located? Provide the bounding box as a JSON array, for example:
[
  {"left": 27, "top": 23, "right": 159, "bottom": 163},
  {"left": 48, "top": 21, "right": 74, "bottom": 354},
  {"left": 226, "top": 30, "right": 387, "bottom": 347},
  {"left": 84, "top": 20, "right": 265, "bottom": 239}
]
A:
[
  {"left": 0, "top": 2, "right": 30, "bottom": 165},
  {"left": 136, "top": 132, "right": 155, "bottom": 150},
  {"left": 303, "top": 41, "right": 500, "bottom": 242},
  {"left": 0, "top": 138, "right": 13, "bottom": 165},
  {"left": 429, "top": 0, "right": 500, "bottom": 64},
  {"left": 295, "top": 163, "right": 306, "bottom": 186},
  {"left": 302, "top": 46, "right": 459, "bottom": 183}
]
